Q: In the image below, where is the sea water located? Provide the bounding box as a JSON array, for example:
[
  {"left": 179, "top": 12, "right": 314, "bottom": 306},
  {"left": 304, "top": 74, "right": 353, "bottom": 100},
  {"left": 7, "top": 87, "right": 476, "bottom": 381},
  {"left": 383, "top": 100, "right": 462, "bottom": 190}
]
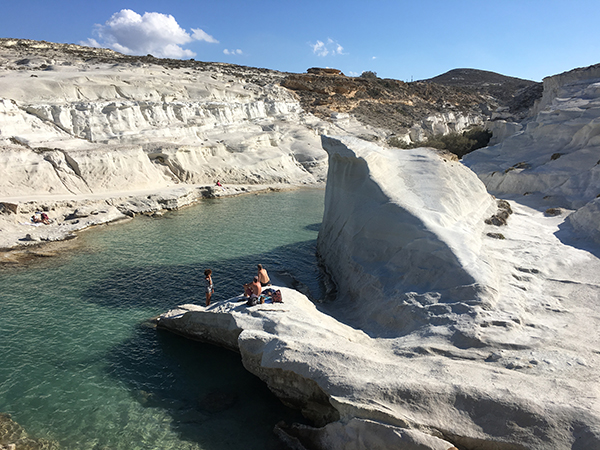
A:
[{"left": 0, "top": 188, "right": 325, "bottom": 450}]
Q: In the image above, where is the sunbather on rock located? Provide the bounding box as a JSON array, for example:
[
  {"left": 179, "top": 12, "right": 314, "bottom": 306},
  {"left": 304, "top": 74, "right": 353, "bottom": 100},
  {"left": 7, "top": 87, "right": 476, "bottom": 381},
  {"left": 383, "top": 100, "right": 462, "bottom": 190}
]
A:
[{"left": 244, "top": 276, "right": 262, "bottom": 298}]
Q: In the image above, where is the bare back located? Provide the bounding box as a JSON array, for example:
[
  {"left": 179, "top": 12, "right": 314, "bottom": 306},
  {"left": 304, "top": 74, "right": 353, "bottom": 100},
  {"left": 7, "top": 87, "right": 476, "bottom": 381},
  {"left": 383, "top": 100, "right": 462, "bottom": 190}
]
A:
[{"left": 258, "top": 268, "right": 270, "bottom": 285}]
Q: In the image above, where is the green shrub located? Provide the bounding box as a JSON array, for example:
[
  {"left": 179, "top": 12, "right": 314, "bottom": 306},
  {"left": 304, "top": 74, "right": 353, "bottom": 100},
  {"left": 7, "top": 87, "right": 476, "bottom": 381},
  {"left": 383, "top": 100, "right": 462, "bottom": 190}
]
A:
[
  {"left": 387, "top": 136, "right": 411, "bottom": 148},
  {"left": 463, "top": 127, "right": 493, "bottom": 151},
  {"left": 422, "top": 126, "right": 492, "bottom": 158},
  {"left": 388, "top": 126, "right": 492, "bottom": 158}
]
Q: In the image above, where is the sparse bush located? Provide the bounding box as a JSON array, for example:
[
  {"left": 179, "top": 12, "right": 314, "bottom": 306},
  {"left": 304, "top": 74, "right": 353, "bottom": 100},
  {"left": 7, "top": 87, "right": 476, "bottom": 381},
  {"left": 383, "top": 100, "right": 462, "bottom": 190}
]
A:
[
  {"left": 360, "top": 71, "right": 378, "bottom": 79},
  {"left": 544, "top": 208, "right": 562, "bottom": 216},
  {"left": 387, "top": 136, "right": 411, "bottom": 148},
  {"left": 463, "top": 127, "right": 492, "bottom": 151},
  {"left": 420, "top": 126, "right": 492, "bottom": 158}
]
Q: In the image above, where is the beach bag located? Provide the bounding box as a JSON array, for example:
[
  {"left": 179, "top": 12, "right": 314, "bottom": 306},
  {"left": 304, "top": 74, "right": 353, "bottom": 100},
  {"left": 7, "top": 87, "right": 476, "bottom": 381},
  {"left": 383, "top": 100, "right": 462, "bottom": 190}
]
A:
[
  {"left": 272, "top": 290, "right": 282, "bottom": 303},
  {"left": 246, "top": 294, "right": 260, "bottom": 306}
]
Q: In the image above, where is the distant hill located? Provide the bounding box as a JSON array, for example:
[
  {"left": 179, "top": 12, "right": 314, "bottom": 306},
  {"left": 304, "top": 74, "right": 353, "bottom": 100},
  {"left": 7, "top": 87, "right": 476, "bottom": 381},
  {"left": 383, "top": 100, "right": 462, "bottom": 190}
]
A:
[
  {"left": 425, "top": 68, "right": 543, "bottom": 115},
  {"left": 425, "top": 68, "right": 536, "bottom": 89},
  {"left": 283, "top": 67, "right": 544, "bottom": 137}
]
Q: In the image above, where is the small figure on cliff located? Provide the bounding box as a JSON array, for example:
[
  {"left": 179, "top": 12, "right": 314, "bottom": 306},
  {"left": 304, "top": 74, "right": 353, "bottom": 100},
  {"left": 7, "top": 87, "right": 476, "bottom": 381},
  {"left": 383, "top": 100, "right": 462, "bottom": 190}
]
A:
[
  {"left": 215, "top": 180, "right": 225, "bottom": 191},
  {"left": 257, "top": 264, "right": 271, "bottom": 287},
  {"left": 31, "top": 212, "right": 50, "bottom": 225},
  {"left": 204, "top": 269, "right": 214, "bottom": 306}
]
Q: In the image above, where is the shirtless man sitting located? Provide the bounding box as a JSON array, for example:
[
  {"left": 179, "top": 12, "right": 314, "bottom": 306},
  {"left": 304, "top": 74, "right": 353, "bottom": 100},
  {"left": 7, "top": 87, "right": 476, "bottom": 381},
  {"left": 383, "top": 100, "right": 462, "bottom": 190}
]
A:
[{"left": 244, "top": 276, "right": 262, "bottom": 297}]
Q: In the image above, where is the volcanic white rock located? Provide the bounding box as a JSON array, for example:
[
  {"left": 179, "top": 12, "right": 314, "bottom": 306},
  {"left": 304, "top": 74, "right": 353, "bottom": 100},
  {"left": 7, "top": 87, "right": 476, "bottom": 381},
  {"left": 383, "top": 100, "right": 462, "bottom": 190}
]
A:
[
  {"left": 463, "top": 64, "right": 600, "bottom": 243},
  {"left": 0, "top": 39, "right": 375, "bottom": 250},
  {"left": 159, "top": 135, "right": 600, "bottom": 450},
  {"left": 3, "top": 39, "right": 600, "bottom": 449}
]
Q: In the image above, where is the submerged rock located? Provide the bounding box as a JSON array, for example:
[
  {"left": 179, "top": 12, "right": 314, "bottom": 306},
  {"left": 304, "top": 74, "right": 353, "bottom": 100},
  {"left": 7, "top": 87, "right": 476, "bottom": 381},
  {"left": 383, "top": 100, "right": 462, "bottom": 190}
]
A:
[{"left": 0, "top": 413, "right": 59, "bottom": 450}]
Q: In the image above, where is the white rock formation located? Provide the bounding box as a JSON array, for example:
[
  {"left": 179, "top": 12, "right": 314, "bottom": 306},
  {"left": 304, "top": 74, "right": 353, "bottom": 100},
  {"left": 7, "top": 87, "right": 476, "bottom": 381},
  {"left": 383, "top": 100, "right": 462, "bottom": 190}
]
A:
[
  {"left": 4, "top": 39, "right": 600, "bottom": 449},
  {"left": 0, "top": 39, "right": 378, "bottom": 250},
  {"left": 409, "top": 111, "right": 484, "bottom": 143},
  {"left": 317, "top": 136, "right": 497, "bottom": 338},
  {"left": 0, "top": 39, "right": 388, "bottom": 203},
  {"left": 0, "top": 59, "right": 324, "bottom": 195},
  {"left": 462, "top": 64, "right": 600, "bottom": 242},
  {"left": 158, "top": 290, "right": 463, "bottom": 450},
  {"left": 159, "top": 135, "right": 600, "bottom": 450}
]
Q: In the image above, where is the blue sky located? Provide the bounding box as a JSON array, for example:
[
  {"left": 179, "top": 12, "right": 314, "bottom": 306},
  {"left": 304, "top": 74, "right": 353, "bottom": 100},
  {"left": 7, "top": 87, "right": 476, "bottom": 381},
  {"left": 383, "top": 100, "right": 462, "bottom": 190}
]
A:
[{"left": 1, "top": 0, "right": 598, "bottom": 82}]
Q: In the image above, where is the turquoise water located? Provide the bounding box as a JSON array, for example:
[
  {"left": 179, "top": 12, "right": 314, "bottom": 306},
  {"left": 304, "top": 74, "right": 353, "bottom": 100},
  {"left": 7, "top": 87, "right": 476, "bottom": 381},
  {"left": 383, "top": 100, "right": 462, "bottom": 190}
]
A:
[{"left": 0, "top": 188, "right": 325, "bottom": 450}]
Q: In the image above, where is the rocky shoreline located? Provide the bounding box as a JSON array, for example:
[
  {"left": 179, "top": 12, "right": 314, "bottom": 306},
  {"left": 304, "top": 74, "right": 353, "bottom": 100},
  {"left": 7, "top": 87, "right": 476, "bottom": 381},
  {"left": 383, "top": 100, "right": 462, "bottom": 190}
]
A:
[
  {"left": 0, "top": 182, "right": 310, "bottom": 265},
  {"left": 155, "top": 136, "right": 600, "bottom": 450},
  {"left": 155, "top": 290, "right": 463, "bottom": 450},
  {"left": 2, "top": 38, "right": 600, "bottom": 449}
]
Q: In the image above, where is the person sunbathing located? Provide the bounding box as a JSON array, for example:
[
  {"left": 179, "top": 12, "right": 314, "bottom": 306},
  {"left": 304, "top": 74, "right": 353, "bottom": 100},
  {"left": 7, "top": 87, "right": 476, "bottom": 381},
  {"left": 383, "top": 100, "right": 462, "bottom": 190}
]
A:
[{"left": 31, "top": 213, "right": 50, "bottom": 224}]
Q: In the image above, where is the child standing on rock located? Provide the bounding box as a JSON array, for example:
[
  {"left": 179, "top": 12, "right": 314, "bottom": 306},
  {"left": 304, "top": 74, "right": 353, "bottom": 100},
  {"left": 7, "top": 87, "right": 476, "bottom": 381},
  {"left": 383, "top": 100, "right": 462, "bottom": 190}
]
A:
[{"left": 204, "top": 269, "right": 214, "bottom": 306}]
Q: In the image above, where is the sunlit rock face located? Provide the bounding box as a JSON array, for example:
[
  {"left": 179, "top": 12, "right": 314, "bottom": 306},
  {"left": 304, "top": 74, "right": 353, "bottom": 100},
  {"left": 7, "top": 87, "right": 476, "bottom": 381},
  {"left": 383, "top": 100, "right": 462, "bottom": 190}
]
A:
[
  {"left": 317, "top": 135, "right": 497, "bottom": 337},
  {"left": 158, "top": 131, "right": 600, "bottom": 449},
  {"left": 462, "top": 64, "right": 600, "bottom": 243},
  {"left": 0, "top": 39, "right": 353, "bottom": 197}
]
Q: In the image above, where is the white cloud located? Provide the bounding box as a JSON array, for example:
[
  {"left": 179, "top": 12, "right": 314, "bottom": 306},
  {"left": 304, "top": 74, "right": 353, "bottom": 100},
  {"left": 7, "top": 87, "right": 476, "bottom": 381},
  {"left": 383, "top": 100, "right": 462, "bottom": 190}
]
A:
[
  {"left": 81, "top": 38, "right": 101, "bottom": 48},
  {"left": 311, "top": 38, "right": 345, "bottom": 57},
  {"left": 223, "top": 49, "right": 243, "bottom": 55},
  {"left": 192, "top": 28, "right": 219, "bottom": 44},
  {"left": 82, "top": 9, "right": 219, "bottom": 59},
  {"left": 312, "top": 40, "right": 328, "bottom": 57}
]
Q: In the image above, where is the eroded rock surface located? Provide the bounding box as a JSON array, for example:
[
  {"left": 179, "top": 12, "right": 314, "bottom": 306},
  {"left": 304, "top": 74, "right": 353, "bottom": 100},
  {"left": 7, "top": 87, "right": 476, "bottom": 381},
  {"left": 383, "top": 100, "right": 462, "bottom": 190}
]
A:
[
  {"left": 463, "top": 64, "right": 600, "bottom": 243},
  {"left": 317, "top": 136, "right": 497, "bottom": 339},
  {"left": 0, "top": 39, "right": 366, "bottom": 201},
  {"left": 158, "top": 136, "right": 600, "bottom": 449}
]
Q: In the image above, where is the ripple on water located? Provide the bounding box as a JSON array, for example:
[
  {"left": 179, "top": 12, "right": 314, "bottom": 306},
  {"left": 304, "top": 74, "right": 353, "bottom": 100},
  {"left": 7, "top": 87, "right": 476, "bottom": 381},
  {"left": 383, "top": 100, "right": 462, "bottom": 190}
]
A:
[{"left": 0, "top": 189, "right": 324, "bottom": 449}]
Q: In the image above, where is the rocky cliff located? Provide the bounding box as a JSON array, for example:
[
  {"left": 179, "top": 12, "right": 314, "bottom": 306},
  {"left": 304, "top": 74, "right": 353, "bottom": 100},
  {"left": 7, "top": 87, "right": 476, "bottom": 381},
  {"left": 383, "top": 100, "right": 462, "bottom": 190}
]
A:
[
  {"left": 0, "top": 38, "right": 331, "bottom": 199},
  {"left": 0, "top": 39, "right": 540, "bottom": 203},
  {"left": 462, "top": 63, "right": 600, "bottom": 243},
  {"left": 158, "top": 135, "right": 600, "bottom": 450},
  {"left": 283, "top": 68, "right": 541, "bottom": 145},
  {"left": 317, "top": 136, "right": 497, "bottom": 338},
  {"left": 157, "top": 62, "right": 600, "bottom": 449},
  {"left": 0, "top": 39, "right": 540, "bottom": 251}
]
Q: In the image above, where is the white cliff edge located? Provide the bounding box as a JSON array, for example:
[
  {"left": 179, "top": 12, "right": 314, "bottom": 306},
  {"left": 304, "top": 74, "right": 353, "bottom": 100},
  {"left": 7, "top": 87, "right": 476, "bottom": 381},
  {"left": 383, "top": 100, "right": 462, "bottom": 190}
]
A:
[
  {"left": 158, "top": 135, "right": 600, "bottom": 450},
  {"left": 462, "top": 64, "right": 600, "bottom": 243},
  {"left": 317, "top": 136, "right": 497, "bottom": 339}
]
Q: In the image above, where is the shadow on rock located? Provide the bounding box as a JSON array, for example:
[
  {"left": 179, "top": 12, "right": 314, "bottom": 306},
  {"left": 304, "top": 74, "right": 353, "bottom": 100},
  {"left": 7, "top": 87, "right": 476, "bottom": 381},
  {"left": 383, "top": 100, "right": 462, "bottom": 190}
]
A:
[
  {"left": 555, "top": 220, "right": 600, "bottom": 259},
  {"left": 304, "top": 223, "right": 321, "bottom": 232}
]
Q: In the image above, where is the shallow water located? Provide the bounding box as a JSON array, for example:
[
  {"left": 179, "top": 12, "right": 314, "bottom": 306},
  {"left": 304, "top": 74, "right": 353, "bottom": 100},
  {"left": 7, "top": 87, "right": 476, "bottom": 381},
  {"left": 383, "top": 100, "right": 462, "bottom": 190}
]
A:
[{"left": 0, "top": 188, "right": 325, "bottom": 450}]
